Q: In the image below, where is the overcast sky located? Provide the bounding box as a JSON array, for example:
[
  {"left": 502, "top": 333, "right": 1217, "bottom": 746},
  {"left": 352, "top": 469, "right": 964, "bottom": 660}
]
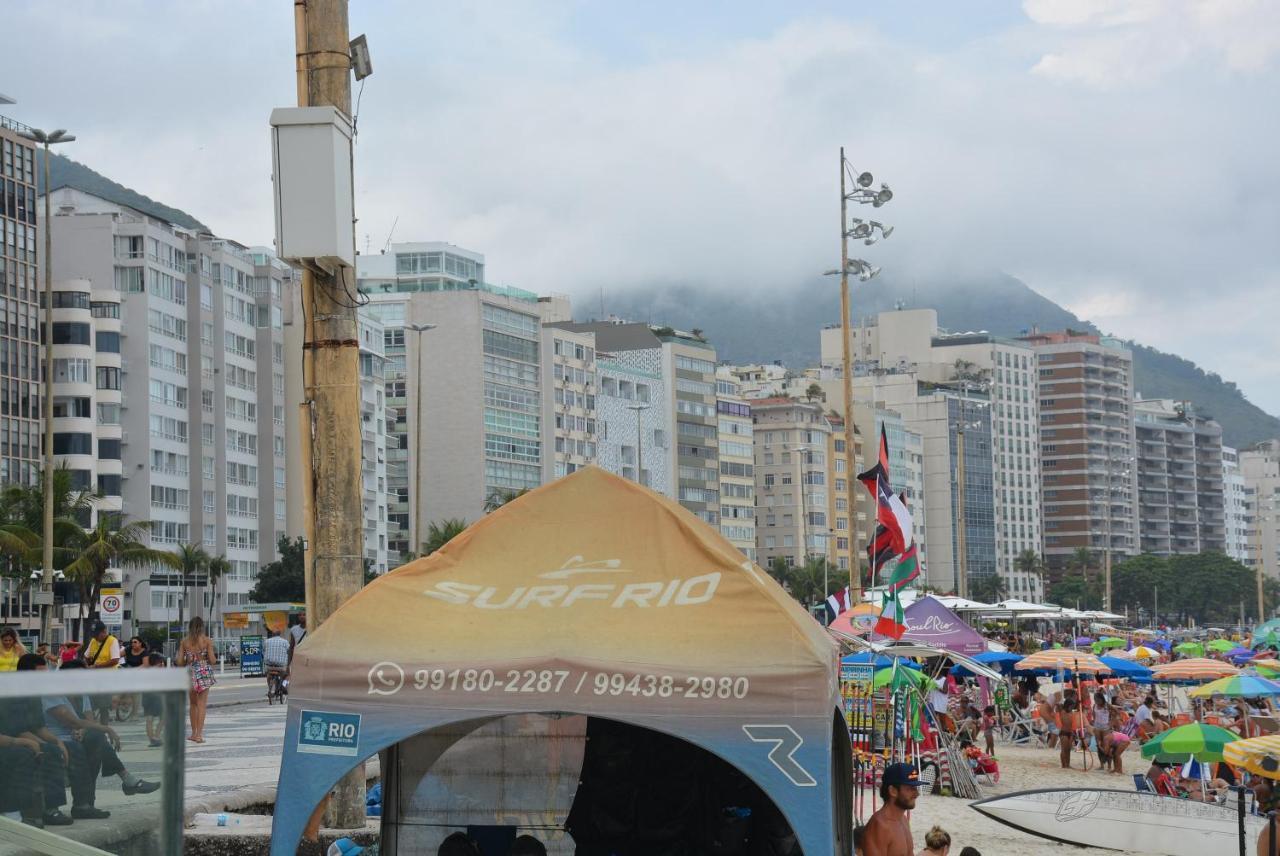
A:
[{"left": 6, "top": 0, "right": 1279, "bottom": 411}]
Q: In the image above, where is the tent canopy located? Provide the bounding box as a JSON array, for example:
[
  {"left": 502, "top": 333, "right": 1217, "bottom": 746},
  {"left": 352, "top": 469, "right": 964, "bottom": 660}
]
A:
[
  {"left": 868, "top": 595, "right": 987, "bottom": 655},
  {"left": 271, "top": 467, "right": 847, "bottom": 855}
]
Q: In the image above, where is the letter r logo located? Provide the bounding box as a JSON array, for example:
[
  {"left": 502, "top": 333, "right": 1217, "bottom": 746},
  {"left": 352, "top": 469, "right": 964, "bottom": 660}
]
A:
[{"left": 742, "top": 724, "right": 817, "bottom": 787}]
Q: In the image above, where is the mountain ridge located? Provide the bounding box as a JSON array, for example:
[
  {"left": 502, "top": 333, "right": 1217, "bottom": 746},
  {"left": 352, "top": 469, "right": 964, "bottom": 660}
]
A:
[{"left": 600, "top": 273, "right": 1280, "bottom": 449}]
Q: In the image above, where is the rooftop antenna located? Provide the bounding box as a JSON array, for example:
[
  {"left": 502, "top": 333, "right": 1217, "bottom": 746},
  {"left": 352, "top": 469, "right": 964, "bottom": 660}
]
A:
[{"left": 381, "top": 216, "right": 399, "bottom": 254}]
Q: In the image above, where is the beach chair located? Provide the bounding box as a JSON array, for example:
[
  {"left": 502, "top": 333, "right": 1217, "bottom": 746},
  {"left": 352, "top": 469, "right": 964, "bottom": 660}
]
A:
[{"left": 1133, "top": 774, "right": 1153, "bottom": 793}]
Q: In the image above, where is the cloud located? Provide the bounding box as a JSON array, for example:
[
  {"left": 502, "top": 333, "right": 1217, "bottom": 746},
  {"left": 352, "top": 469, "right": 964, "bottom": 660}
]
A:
[{"left": 4, "top": 1, "right": 1279, "bottom": 412}]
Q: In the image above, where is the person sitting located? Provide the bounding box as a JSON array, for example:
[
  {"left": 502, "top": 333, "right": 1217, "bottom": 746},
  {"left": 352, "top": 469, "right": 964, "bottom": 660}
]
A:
[
  {"left": 263, "top": 629, "right": 291, "bottom": 693},
  {"left": 437, "top": 832, "right": 481, "bottom": 856},
  {"left": 1148, "top": 761, "right": 1179, "bottom": 797},
  {"left": 511, "top": 835, "right": 547, "bottom": 856},
  {"left": 8, "top": 653, "right": 73, "bottom": 827},
  {"left": 917, "top": 825, "right": 950, "bottom": 856},
  {"left": 43, "top": 660, "right": 159, "bottom": 819}
]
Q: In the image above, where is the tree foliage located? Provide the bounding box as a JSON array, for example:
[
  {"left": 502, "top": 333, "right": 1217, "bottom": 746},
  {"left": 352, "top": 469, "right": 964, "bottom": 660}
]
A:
[
  {"left": 250, "top": 536, "right": 306, "bottom": 604},
  {"left": 766, "top": 556, "right": 843, "bottom": 609},
  {"left": 421, "top": 519, "right": 469, "bottom": 556}
]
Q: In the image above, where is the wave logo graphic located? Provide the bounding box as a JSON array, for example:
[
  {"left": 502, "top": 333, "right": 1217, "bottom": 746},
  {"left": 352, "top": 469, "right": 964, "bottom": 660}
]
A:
[
  {"left": 367, "top": 661, "right": 405, "bottom": 696},
  {"left": 538, "top": 556, "right": 631, "bottom": 580}
]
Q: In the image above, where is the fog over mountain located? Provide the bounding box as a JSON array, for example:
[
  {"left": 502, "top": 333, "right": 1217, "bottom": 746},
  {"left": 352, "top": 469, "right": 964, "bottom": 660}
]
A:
[{"left": 600, "top": 272, "right": 1280, "bottom": 449}]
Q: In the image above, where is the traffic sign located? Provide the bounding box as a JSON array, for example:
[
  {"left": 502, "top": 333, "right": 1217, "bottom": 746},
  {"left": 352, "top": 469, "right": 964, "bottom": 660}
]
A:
[{"left": 99, "top": 587, "right": 123, "bottom": 629}]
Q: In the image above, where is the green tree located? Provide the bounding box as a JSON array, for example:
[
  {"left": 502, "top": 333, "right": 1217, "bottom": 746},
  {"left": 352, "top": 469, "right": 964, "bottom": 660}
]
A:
[
  {"left": 1047, "top": 574, "right": 1103, "bottom": 611},
  {"left": 1014, "top": 550, "right": 1045, "bottom": 594},
  {"left": 250, "top": 536, "right": 306, "bottom": 603},
  {"left": 804, "top": 383, "right": 825, "bottom": 403},
  {"left": 483, "top": 489, "right": 529, "bottom": 513},
  {"left": 1108, "top": 554, "right": 1167, "bottom": 618},
  {"left": 1067, "top": 547, "right": 1094, "bottom": 582},
  {"left": 765, "top": 556, "right": 840, "bottom": 610},
  {"left": 970, "top": 574, "right": 1008, "bottom": 604},
  {"left": 422, "top": 519, "right": 469, "bottom": 556},
  {"left": 64, "top": 516, "right": 180, "bottom": 637}
]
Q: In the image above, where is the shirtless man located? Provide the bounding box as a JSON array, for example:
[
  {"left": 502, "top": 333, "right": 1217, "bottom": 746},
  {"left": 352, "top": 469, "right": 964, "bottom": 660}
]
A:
[{"left": 861, "top": 763, "right": 922, "bottom": 856}]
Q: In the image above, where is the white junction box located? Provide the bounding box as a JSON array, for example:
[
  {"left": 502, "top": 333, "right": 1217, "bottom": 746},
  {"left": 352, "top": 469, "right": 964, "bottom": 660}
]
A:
[{"left": 270, "top": 106, "right": 355, "bottom": 270}]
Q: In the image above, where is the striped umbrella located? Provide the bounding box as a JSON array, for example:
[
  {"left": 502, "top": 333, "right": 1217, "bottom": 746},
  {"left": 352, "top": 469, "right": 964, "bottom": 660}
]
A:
[
  {"left": 1223, "top": 735, "right": 1280, "bottom": 779},
  {"left": 1252, "top": 658, "right": 1280, "bottom": 671},
  {"left": 1188, "top": 674, "right": 1280, "bottom": 698},
  {"left": 1150, "top": 658, "right": 1238, "bottom": 682},
  {"left": 1140, "top": 723, "right": 1240, "bottom": 763},
  {"left": 1014, "top": 649, "right": 1112, "bottom": 675}
]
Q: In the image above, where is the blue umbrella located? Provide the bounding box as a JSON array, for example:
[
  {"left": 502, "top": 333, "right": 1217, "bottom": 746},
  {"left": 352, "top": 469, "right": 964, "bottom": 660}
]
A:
[
  {"left": 1228, "top": 647, "right": 1255, "bottom": 664},
  {"left": 950, "top": 651, "right": 1024, "bottom": 677},
  {"left": 1099, "top": 656, "right": 1153, "bottom": 680},
  {"left": 841, "top": 652, "right": 921, "bottom": 670}
]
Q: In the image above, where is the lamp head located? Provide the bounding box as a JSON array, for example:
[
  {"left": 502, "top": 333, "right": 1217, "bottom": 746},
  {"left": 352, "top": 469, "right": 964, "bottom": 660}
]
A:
[{"left": 857, "top": 172, "right": 874, "bottom": 188}]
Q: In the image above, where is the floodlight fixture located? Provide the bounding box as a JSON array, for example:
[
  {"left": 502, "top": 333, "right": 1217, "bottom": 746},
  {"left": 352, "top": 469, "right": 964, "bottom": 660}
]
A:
[{"left": 857, "top": 172, "right": 873, "bottom": 188}]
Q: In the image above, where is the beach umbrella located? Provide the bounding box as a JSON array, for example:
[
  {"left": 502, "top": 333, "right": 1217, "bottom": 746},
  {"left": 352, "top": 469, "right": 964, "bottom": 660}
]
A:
[
  {"left": 1150, "top": 658, "right": 1238, "bottom": 682},
  {"left": 872, "top": 666, "right": 933, "bottom": 693},
  {"left": 841, "top": 652, "right": 921, "bottom": 670},
  {"left": 1072, "top": 636, "right": 1093, "bottom": 646},
  {"left": 1189, "top": 674, "right": 1280, "bottom": 699},
  {"left": 1206, "top": 639, "right": 1235, "bottom": 654},
  {"left": 1228, "top": 647, "right": 1255, "bottom": 662},
  {"left": 949, "top": 651, "right": 1024, "bottom": 677},
  {"left": 1098, "top": 656, "right": 1152, "bottom": 680},
  {"left": 1223, "top": 735, "right": 1280, "bottom": 780},
  {"left": 1096, "top": 637, "right": 1126, "bottom": 650},
  {"left": 1128, "top": 645, "right": 1160, "bottom": 660},
  {"left": 1174, "top": 641, "right": 1205, "bottom": 657},
  {"left": 1014, "top": 649, "right": 1112, "bottom": 675},
  {"left": 1140, "top": 723, "right": 1240, "bottom": 763},
  {"left": 830, "top": 602, "right": 883, "bottom": 636}
]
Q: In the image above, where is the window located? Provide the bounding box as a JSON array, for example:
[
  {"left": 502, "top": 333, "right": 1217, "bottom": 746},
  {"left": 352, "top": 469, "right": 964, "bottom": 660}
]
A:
[
  {"left": 90, "top": 301, "right": 120, "bottom": 319},
  {"left": 93, "top": 366, "right": 120, "bottom": 390},
  {"left": 150, "top": 486, "right": 189, "bottom": 510},
  {"left": 51, "top": 322, "right": 91, "bottom": 345},
  {"left": 53, "top": 358, "right": 91, "bottom": 384},
  {"left": 50, "top": 291, "right": 90, "bottom": 309},
  {"left": 95, "top": 331, "right": 120, "bottom": 353},
  {"left": 149, "top": 521, "right": 189, "bottom": 544},
  {"left": 676, "top": 355, "right": 715, "bottom": 374},
  {"left": 97, "top": 474, "right": 121, "bottom": 496},
  {"left": 98, "top": 439, "right": 121, "bottom": 460},
  {"left": 52, "top": 433, "right": 92, "bottom": 454},
  {"left": 96, "top": 403, "right": 120, "bottom": 425},
  {"left": 149, "top": 415, "right": 188, "bottom": 442}
]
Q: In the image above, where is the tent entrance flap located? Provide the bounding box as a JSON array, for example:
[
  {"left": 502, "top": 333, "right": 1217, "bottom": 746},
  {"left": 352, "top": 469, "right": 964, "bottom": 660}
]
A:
[{"left": 380, "top": 714, "right": 803, "bottom": 855}]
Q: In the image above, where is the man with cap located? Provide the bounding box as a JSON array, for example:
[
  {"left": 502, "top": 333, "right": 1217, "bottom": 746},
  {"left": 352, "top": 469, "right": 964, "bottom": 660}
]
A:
[{"left": 861, "top": 762, "right": 921, "bottom": 856}]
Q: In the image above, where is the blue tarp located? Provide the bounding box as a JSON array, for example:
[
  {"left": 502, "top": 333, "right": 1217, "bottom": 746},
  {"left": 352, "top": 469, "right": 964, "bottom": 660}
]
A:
[
  {"left": 949, "top": 651, "right": 1024, "bottom": 677},
  {"left": 842, "top": 651, "right": 922, "bottom": 670}
]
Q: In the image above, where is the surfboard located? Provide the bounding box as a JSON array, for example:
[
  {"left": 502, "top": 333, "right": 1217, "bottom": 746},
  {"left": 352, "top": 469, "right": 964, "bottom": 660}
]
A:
[{"left": 970, "top": 788, "right": 1265, "bottom": 855}]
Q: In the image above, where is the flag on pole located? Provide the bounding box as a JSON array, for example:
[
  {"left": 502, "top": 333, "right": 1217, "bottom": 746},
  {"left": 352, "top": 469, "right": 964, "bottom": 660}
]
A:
[
  {"left": 824, "top": 586, "right": 851, "bottom": 625},
  {"left": 857, "top": 426, "right": 912, "bottom": 556},
  {"left": 874, "top": 544, "right": 920, "bottom": 639}
]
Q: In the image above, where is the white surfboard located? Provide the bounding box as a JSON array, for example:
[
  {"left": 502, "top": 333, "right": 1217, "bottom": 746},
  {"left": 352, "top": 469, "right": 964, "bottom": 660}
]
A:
[{"left": 970, "top": 788, "right": 1266, "bottom": 855}]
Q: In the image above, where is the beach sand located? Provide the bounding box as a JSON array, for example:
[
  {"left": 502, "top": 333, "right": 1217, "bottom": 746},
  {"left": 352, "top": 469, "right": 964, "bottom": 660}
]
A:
[{"left": 891, "top": 742, "right": 1224, "bottom": 855}]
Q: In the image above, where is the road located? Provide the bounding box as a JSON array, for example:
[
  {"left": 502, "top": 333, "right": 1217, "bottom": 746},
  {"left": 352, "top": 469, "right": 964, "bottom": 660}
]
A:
[{"left": 206, "top": 673, "right": 272, "bottom": 707}]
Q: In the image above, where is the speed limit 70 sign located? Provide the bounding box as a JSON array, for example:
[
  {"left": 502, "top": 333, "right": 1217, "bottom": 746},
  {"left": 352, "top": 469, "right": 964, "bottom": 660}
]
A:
[{"left": 99, "top": 588, "right": 123, "bottom": 629}]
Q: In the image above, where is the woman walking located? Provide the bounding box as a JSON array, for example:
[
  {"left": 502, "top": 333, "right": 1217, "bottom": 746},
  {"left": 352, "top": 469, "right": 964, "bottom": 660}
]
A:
[{"left": 176, "top": 617, "right": 216, "bottom": 742}]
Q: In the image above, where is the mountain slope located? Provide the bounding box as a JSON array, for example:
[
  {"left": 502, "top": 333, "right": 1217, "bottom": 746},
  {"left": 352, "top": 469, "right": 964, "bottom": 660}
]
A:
[
  {"left": 602, "top": 273, "right": 1280, "bottom": 448},
  {"left": 37, "top": 151, "right": 209, "bottom": 233}
]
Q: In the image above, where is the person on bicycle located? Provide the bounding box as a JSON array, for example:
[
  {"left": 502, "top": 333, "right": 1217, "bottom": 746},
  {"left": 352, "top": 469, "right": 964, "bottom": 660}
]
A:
[{"left": 263, "top": 630, "right": 290, "bottom": 697}]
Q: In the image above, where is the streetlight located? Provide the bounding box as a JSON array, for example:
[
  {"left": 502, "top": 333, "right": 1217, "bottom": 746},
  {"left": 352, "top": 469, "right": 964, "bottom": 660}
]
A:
[
  {"left": 19, "top": 126, "right": 75, "bottom": 645},
  {"left": 405, "top": 322, "right": 435, "bottom": 552},
  {"left": 625, "top": 403, "right": 649, "bottom": 486},
  {"left": 823, "top": 148, "right": 896, "bottom": 604}
]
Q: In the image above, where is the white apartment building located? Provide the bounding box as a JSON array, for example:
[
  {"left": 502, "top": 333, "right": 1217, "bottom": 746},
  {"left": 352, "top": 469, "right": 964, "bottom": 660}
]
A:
[
  {"left": 357, "top": 243, "right": 547, "bottom": 559},
  {"left": 716, "top": 376, "right": 755, "bottom": 559},
  {"left": 752, "top": 398, "right": 832, "bottom": 568},
  {"left": 282, "top": 299, "right": 390, "bottom": 575},
  {"left": 592, "top": 346, "right": 671, "bottom": 494},
  {"left": 541, "top": 325, "right": 597, "bottom": 481},
  {"left": 1242, "top": 441, "right": 1280, "bottom": 585},
  {"left": 44, "top": 187, "right": 288, "bottom": 638},
  {"left": 1133, "top": 399, "right": 1225, "bottom": 555},
  {"left": 821, "top": 309, "right": 1040, "bottom": 597},
  {"left": 1223, "top": 446, "right": 1250, "bottom": 563}
]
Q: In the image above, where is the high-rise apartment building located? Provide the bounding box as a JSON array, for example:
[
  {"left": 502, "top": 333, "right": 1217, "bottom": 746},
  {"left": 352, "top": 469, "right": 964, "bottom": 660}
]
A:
[
  {"left": 821, "top": 309, "right": 1030, "bottom": 596},
  {"left": 357, "top": 243, "right": 547, "bottom": 558},
  {"left": 541, "top": 325, "right": 597, "bottom": 481},
  {"left": 0, "top": 115, "right": 40, "bottom": 488},
  {"left": 1241, "top": 441, "right": 1280, "bottom": 585},
  {"left": 1020, "top": 330, "right": 1137, "bottom": 577},
  {"left": 666, "top": 335, "right": 721, "bottom": 527},
  {"left": 1133, "top": 399, "right": 1225, "bottom": 555},
  {"left": 715, "top": 375, "right": 755, "bottom": 559},
  {"left": 42, "top": 186, "right": 290, "bottom": 637},
  {"left": 282, "top": 297, "right": 389, "bottom": 574},
  {"left": 752, "top": 398, "right": 831, "bottom": 568},
  {"left": 1223, "top": 446, "right": 1250, "bottom": 563},
  {"left": 823, "top": 414, "right": 852, "bottom": 574}
]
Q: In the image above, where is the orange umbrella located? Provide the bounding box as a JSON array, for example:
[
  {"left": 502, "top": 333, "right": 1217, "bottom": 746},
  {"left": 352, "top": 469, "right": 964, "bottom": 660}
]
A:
[
  {"left": 1015, "top": 649, "right": 1112, "bottom": 674},
  {"left": 1151, "top": 658, "right": 1239, "bottom": 682},
  {"left": 829, "top": 602, "right": 881, "bottom": 636}
]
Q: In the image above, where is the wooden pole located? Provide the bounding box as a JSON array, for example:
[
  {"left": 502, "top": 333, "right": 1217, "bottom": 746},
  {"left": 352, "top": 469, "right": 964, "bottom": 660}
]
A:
[{"left": 293, "top": 0, "right": 365, "bottom": 830}]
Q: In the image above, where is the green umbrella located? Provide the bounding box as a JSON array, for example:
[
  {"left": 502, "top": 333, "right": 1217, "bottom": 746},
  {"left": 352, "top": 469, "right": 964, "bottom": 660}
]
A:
[
  {"left": 1206, "top": 639, "right": 1235, "bottom": 653},
  {"left": 1175, "top": 642, "right": 1205, "bottom": 657},
  {"left": 1139, "top": 723, "right": 1239, "bottom": 763},
  {"left": 871, "top": 667, "right": 932, "bottom": 693},
  {"left": 1092, "top": 637, "right": 1127, "bottom": 654}
]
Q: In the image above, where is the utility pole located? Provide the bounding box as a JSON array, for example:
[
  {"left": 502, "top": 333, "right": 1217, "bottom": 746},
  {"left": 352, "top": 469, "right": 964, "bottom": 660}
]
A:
[
  {"left": 838, "top": 148, "right": 860, "bottom": 602},
  {"left": 955, "top": 420, "right": 968, "bottom": 598},
  {"left": 293, "top": 0, "right": 365, "bottom": 829}
]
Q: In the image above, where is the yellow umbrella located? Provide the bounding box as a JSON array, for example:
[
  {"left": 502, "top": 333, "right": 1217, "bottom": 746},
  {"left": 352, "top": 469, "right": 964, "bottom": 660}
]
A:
[
  {"left": 1015, "top": 649, "right": 1112, "bottom": 674},
  {"left": 1128, "top": 646, "right": 1159, "bottom": 660},
  {"left": 1151, "top": 658, "right": 1239, "bottom": 682},
  {"left": 1223, "top": 735, "right": 1280, "bottom": 779}
]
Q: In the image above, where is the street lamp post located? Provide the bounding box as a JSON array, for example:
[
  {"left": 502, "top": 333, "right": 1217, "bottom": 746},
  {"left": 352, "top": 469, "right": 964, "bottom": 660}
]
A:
[
  {"left": 405, "top": 323, "right": 435, "bottom": 551},
  {"left": 825, "top": 150, "right": 894, "bottom": 603},
  {"left": 19, "top": 127, "right": 75, "bottom": 644},
  {"left": 625, "top": 403, "right": 649, "bottom": 486}
]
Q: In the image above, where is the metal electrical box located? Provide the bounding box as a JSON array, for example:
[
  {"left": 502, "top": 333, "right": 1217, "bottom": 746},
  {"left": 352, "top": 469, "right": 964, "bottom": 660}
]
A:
[{"left": 270, "top": 106, "right": 355, "bottom": 270}]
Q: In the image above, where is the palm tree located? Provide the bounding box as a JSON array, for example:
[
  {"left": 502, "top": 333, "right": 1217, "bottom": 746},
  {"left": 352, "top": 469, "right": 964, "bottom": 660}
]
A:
[
  {"left": 1015, "top": 549, "right": 1046, "bottom": 598},
  {"left": 421, "top": 519, "right": 469, "bottom": 556},
  {"left": 1067, "top": 547, "right": 1093, "bottom": 582},
  {"left": 64, "top": 517, "right": 180, "bottom": 639},
  {"left": 205, "top": 554, "right": 232, "bottom": 622},
  {"left": 971, "top": 574, "right": 1008, "bottom": 604},
  {"left": 175, "top": 543, "right": 210, "bottom": 623},
  {"left": 483, "top": 488, "right": 530, "bottom": 513}
]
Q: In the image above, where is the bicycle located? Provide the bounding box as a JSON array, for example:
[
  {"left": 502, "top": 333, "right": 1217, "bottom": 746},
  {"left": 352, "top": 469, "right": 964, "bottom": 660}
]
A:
[{"left": 266, "top": 668, "right": 288, "bottom": 705}]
